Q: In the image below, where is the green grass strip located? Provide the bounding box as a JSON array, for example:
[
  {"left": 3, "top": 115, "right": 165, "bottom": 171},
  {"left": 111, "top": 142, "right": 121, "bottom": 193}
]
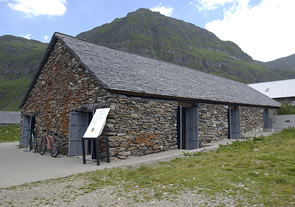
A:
[{"left": 0, "top": 124, "right": 20, "bottom": 143}]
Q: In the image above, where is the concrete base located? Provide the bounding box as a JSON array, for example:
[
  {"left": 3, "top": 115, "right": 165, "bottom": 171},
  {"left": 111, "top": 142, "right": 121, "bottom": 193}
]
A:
[{"left": 242, "top": 128, "right": 280, "bottom": 138}]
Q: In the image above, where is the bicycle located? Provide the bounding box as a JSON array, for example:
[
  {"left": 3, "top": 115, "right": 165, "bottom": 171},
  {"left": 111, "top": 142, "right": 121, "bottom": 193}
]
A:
[
  {"left": 25, "top": 131, "right": 38, "bottom": 153},
  {"left": 39, "top": 131, "right": 60, "bottom": 157},
  {"left": 28, "top": 131, "right": 38, "bottom": 153}
]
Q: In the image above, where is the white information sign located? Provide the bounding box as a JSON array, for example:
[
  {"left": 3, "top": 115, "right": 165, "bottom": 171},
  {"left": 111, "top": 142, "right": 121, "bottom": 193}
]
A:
[{"left": 83, "top": 108, "right": 110, "bottom": 138}]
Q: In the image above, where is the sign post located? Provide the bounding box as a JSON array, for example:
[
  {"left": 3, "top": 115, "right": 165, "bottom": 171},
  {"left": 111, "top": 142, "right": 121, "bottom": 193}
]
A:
[{"left": 82, "top": 108, "right": 110, "bottom": 165}]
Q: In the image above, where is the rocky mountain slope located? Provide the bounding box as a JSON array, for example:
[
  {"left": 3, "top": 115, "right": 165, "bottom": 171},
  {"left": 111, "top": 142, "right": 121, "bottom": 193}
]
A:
[
  {"left": 264, "top": 54, "right": 295, "bottom": 71},
  {"left": 77, "top": 8, "right": 293, "bottom": 83}
]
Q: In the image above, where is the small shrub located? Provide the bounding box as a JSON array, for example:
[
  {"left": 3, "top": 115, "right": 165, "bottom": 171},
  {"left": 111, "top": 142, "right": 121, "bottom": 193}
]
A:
[
  {"left": 183, "top": 152, "right": 192, "bottom": 156},
  {"left": 273, "top": 177, "right": 288, "bottom": 184},
  {"left": 279, "top": 104, "right": 295, "bottom": 115},
  {"left": 193, "top": 152, "right": 203, "bottom": 156},
  {"left": 187, "top": 163, "right": 195, "bottom": 168},
  {"left": 285, "top": 167, "right": 295, "bottom": 176},
  {"left": 253, "top": 137, "right": 264, "bottom": 142}
]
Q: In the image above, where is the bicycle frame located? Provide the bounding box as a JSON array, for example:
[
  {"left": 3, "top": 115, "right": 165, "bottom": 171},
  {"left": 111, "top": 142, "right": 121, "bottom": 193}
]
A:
[
  {"left": 45, "top": 135, "right": 54, "bottom": 149},
  {"left": 40, "top": 131, "right": 60, "bottom": 157}
]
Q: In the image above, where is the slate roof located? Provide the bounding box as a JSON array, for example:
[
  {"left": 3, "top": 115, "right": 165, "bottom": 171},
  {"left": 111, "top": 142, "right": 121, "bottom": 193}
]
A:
[
  {"left": 21, "top": 33, "right": 280, "bottom": 108},
  {"left": 249, "top": 79, "right": 295, "bottom": 99},
  {"left": 0, "top": 111, "right": 21, "bottom": 124}
]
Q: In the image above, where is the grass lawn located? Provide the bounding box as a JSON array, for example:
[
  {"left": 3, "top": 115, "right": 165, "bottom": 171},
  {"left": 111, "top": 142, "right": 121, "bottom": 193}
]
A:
[
  {"left": 0, "top": 124, "right": 20, "bottom": 143},
  {"left": 79, "top": 129, "right": 295, "bottom": 206}
]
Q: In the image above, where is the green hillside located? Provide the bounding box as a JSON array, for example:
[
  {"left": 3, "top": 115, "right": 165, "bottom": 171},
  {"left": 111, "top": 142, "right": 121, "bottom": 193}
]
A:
[
  {"left": 0, "top": 77, "right": 31, "bottom": 111},
  {"left": 0, "top": 35, "right": 47, "bottom": 111},
  {"left": 263, "top": 54, "right": 295, "bottom": 71},
  {"left": 0, "top": 35, "right": 47, "bottom": 79},
  {"left": 77, "top": 8, "right": 291, "bottom": 83}
]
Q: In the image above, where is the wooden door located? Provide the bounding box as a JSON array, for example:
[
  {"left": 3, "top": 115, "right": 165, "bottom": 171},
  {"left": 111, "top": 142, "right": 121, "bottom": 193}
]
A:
[
  {"left": 229, "top": 109, "right": 240, "bottom": 139},
  {"left": 68, "top": 112, "right": 88, "bottom": 156},
  {"left": 185, "top": 106, "right": 198, "bottom": 149},
  {"left": 21, "top": 116, "right": 31, "bottom": 147}
]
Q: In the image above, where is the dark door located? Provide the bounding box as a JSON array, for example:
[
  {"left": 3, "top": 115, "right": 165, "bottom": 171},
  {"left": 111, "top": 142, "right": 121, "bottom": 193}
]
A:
[
  {"left": 264, "top": 109, "right": 270, "bottom": 128},
  {"left": 68, "top": 112, "right": 89, "bottom": 156},
  {"left": 229, "top": 109, "right": 240, "bottom": 139},
  {"left": 185, "top": 106, "right": 198, "bottom": 149},
  {"left": 21, "top": 116, "right": 31, "bottom": 147}
]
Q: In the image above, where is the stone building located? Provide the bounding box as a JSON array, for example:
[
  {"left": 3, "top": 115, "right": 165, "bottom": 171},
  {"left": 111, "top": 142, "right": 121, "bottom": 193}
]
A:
[{"left": 20, "top": 33, "right": 280, "bottom": 159}]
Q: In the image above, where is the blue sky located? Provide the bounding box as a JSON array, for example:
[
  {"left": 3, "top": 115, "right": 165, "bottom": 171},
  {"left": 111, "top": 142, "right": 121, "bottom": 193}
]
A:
[{"left": 0, "top": 0, "right": 294, "bottom": 62}]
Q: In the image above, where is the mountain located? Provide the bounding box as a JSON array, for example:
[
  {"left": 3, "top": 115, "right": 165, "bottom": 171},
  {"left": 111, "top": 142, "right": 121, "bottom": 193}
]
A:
[
  {"left": 263, "top": 54, "right": 295, "bottom": 71},
  {"left": 0, "top": 35, "right": 47, "bottom": 80},
  {"left": 0, "top": 35, "right": 47, "bottom": 111},
  {"left": 1, "top": 8, "right": 295, "bottom": 111},
  {"left": 77, "top": 8, "right": 291, "bottom": 83}
]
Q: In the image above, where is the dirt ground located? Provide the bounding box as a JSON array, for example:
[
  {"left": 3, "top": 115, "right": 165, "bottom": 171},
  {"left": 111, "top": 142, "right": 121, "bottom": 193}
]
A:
[{"left": 0, "top": 176, "right": 247, "bottom": 207}]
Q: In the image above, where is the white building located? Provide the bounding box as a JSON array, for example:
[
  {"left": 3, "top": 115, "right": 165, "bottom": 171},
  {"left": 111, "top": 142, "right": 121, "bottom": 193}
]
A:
[{"left": 249, "top": 79, "right": 295, "bottom": 105}]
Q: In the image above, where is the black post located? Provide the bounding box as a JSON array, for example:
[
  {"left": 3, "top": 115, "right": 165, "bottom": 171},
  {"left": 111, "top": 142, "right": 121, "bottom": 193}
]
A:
[
  {"left": 82, "top": 137, "right": 86, "bottom": 164},
  {"left": 91, "top": 139, "right": 96, "bottom": 159},
  {"left": 94, "top": 138, "right": 100, "bottom": 166},
  {"left": 106, "top": 136, "right": 110, "bottom": 163}
]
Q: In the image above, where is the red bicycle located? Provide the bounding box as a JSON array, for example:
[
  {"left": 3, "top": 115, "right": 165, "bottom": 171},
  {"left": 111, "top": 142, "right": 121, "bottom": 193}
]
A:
[{"left": 39, "top": 131, "right": 60, "bottom": 157}]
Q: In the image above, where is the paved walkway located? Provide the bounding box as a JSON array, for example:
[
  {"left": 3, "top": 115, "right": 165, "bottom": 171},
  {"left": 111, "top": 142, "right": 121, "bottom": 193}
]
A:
[{"left": 0, "top": 139, "right": 237, "bottom": 188}]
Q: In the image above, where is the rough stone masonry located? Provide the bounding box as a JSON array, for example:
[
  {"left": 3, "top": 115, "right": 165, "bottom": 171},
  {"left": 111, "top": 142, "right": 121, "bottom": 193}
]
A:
[{"left": 22, "top": 39, "right": 277, "bottom": 160}]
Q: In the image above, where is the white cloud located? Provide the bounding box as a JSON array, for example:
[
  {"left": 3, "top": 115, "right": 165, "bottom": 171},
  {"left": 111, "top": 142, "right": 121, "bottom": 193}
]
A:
[
  {"left": 190, "top": 0, "right": 235, "bottom": 11},
  {"left": 7, "top": 0, "right": 67, "bottom": 17},
  {"left": 44, "top": 35, "right": 49, "bottom": 41},
  {"left": 22, "top": 33, "right": 31, "bottom": 39},
  {"left": 204, "top": 0, "right": 295, "bottom": 61},
  {"left": 150, "top": 4, "right": 174, "bottom": 17}
]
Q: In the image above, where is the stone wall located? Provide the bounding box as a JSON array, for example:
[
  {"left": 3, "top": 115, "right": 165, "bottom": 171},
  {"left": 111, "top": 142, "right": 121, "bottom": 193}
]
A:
[
  {"left": 198, "top": 105, "right": 279, "bottom": 142},
  {"left": 22, "top": 40, "right": 102, "bottom": 147},
  {"left": 22, "top": 40, "right": 178, "bottom": 159},
  {"left": 240, "top": 106, "right": 264, "bottom": 135},
  {"left": 240, "top": 106, "right": 278, "bottom": 136},
  {"left": 22, "top": 39, "right": 280, "bottom": 160},
  {"left": 104, "top": 96, "right": 177, "bottom": 159},
  {"left": 198, "top": 103, "right": 228, "bottom": 145}
]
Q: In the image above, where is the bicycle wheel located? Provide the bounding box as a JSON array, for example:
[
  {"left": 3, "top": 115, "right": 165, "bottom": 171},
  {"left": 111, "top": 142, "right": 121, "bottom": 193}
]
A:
[
  {"left": 29, "top": 135, "right": 33, "bottom": 151},
  {"left": 50, "top": 134, "right": 60, "bottom": 158},
  {"left": 39, "top": 136, "right": 47, "bottom": 155},
  {"left": 28, "top": 135, "right": 33, "bottom": 151}
]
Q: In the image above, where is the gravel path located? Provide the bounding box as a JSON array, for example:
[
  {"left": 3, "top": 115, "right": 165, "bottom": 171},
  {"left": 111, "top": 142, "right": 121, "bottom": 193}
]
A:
[{"left": 0, "top": 175, "right": 248, "bottom": 207}]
